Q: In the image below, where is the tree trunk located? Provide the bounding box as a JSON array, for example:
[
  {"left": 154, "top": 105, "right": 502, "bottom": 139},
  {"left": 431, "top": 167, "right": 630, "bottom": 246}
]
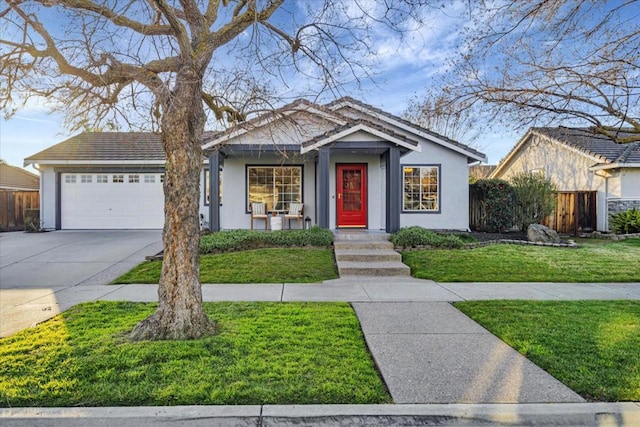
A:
[{"left": 130, "top": 67, "right": 215, "bottom": 341}]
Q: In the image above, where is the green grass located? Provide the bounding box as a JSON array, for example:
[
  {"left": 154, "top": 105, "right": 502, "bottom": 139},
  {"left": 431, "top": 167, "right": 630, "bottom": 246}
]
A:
[
  {"left": 403, "top": 238, "right": 640, "bottom": 282},
  {"left": 455, "top": 300, "right": 640, "bottom": 401},
  {"left": 0, "top": 301, "right": 390, "bottom": 407},
  {"left": 114, "top": 248, "right": 338, "bottom": 284}
]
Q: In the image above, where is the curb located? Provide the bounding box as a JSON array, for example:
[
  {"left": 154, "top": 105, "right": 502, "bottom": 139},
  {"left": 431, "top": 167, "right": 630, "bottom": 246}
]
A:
[{"left": 2, "top": 403, "right": 639, "bottom": 426}]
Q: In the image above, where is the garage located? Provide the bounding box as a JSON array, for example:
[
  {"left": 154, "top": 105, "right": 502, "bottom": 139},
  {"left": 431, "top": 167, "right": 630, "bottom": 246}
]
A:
[{"left": 61, "top": 172, "right": 164, "bottom": 229}]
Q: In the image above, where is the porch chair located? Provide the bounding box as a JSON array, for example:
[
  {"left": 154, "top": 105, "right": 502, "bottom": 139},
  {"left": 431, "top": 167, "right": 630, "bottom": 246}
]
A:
[
  {"left": 250, "top": 202, "right": 269, "bottom": 230},
  {"left": 284, "top": 202, "right": 304, "bottom": 229}
]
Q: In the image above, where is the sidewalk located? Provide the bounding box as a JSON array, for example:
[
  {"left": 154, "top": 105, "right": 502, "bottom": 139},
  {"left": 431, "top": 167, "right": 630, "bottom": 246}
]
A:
[{"left": 2, "top": 278, "right": 639, "bottom": 425}]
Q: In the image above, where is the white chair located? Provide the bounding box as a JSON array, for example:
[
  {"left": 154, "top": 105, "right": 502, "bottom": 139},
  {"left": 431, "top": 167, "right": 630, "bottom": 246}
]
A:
[
  {"left": 250, "top": 202, "right": 269, "bottom": 230},
  {"left": 284, "top": 202, "right": 304, "bottom": 229}
]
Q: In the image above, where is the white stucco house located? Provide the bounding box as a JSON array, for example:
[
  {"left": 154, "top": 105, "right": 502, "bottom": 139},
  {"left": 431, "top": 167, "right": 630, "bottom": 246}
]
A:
[
  {"left": 490, "top": 127, "right": 640, "bottom": 231},
  {"left": 24, "top": 97, "right": 486, "bottom": 232}
]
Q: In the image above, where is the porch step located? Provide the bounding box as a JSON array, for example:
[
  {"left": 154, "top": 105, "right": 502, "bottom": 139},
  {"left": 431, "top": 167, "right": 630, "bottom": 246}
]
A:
[
  {"left": 334, "top": 249, "right": 402, "bottom": 263},
  {"left": 338, "top": 261, "right": 411, "bottom": 277},
  {"left": 332, "top": 231, "right": 409, "bottom": 277},
  {"left": 334, "top": 241, "right": 395, "bottom": 251}
]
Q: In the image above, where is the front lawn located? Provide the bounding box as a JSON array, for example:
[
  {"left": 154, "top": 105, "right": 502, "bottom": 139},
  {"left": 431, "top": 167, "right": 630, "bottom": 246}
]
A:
[
  {"left": 455, "top": 300, "right": 640, "bottom": 401},
  {"left": 114, "top": 248, "right": 338, "bottom": 284},
  {"left": 0, "top": 301, "right": 390, "bottom": 407},
  {"left": 403, "top": 238, "right": 640, "bottom": 282}
]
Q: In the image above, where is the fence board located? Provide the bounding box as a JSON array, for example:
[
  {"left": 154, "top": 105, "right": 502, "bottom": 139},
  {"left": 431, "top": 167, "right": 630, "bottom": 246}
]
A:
[{"left": 0, "top": 190, "right": 40, "bottom": 231}]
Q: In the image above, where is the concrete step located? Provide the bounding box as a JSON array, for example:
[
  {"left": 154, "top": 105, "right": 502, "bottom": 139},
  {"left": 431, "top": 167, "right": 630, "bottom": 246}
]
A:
[
  {"left": 334, "top": 232, "right": 391, "bottom": 242},
  {"left": 334, "top": 241, "right": 395, "bottom": 250},
  {"left": 338, "top": 261, "right": 411, "bottom": 277},
  {"left": 334, "top": 249, "right": 402, "bottom": 263}
]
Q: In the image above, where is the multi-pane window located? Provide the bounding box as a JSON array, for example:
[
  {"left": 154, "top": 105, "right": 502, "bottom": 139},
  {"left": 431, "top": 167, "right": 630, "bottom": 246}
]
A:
[
  {"left": 144, "top": 175, "right": 155, "bottom": 183},
  {"left": 80, "top": 174, "right": 92, "bottom": 183},
  {"left": 113, "top": 174, "right": 124, "bottom": 183},
  {"left": 128, "top": 174, "right": 140, "bottom": 183},
  {"left": 65, "top": 175, "right": 76, "bottom": 184},
  {"left": 97, "top": 175, "right": 108, "bottom": 183},
  {"left": 403, "top": 165, "right": 440, "bottom": 212},
  {"left": 247, "top": 166, "right": 302, "bottom": 211}
]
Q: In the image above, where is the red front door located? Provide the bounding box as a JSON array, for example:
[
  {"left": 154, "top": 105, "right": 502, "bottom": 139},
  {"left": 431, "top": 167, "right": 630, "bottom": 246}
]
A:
[{"left": 337, "top": 164, "right": 367, "bottom": 228}]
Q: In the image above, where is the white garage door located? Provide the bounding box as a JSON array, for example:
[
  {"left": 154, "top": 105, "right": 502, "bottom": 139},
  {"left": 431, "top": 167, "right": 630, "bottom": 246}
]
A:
[{"left": 61, "top": 173, "right": 164, "bottom": 229}]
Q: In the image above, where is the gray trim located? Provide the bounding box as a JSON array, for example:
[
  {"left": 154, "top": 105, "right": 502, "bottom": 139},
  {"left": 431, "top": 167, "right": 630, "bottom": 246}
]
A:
[
  {"left": 317, "top": 148, "right": 331, "bottom": 228},
  {"left": 401, "top": 164, "right": 442, "bottom": 214},
  {"left": 386, "top": 147, "right": 401, "bottom": 232},
  {"left": 221, "top": 144, "right": 301, "bottom": 155},
  {"left": 55, "top": 172, "right": 61, "bottom": 230},
  {"left": 53, "top": 166, "right": 166, "bottom": 173},
  {"left": 208, "top": 151, "right": 220, "bottom": 232}
]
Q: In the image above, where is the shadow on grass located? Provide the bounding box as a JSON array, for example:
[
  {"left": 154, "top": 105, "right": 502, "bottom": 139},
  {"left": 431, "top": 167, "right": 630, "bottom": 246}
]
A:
[{"left": 0, "top": 301, "right": 390, "bottom": 407}]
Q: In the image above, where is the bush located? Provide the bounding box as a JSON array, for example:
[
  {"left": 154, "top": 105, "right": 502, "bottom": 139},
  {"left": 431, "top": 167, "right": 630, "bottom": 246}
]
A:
[
  {"left": 199, "top": 226, "right": 334, "bottom": 254},
  {"left": 391, "top": 226, "right": 466, "bottom": 249},
  {"left": 610, "top": 208, "right": 640, "bottom": 234},
  {"left": 23, "top": 208, "right": 40, "bottom": 232},
  {"left": 510, "top": 172, "right": 556, "bottom": 232},
  {"left": 470, "top": 179, "right": 515, "bottom": 232}
]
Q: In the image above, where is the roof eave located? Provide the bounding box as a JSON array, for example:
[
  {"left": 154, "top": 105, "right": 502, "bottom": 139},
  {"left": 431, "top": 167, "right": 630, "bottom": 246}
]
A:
[
  {"left": 300, "top": 124, "right": 421, "bottom": 154},
  {"left": 23, "top": 160, "right": 166, "bottom": 166},
  {"left": 329, "top": 99, "right": 486, "bottom": 161},
  {"left": 589, "top": 162, "right": 640, "bottom": 171}
]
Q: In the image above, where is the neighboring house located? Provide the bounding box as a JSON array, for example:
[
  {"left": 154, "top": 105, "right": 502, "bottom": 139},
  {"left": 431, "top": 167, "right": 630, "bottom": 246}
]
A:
[
  {"left": 0, "top": 161, "right": 39, "bottom": 191},
  {"left": 491, "top": 127, "right": 640, "bottom": 231},
  {"left": 24, "top": 97, "right": 486, "bottom": 231}
]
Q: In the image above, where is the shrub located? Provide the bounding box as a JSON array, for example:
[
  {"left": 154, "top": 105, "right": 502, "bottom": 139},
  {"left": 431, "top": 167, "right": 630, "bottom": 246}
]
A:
[
  {"left": 509, "top": 172, "right": 556, "bottom": 232},
  {"left": 199, "top": 226, "right": 334, "bottom": 253},
  {"left": 610, "top": 208, "right": 640, "bottom": 234},
  {"left": 391, "top": 226, "right": 466, "bottom": 249},
  {"left": 470, "top": 179, "right": 515, "bottom": 232},
  {"left": 23, "top": 208, "right": 40, "bottom": 232}
]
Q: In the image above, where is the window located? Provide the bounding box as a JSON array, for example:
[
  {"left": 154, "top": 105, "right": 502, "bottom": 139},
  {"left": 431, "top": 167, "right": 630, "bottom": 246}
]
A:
[
  {"left": 204, "top": 169, "right": 222, "bottom": 206},
  {"left": 80, "top": 174, "right": 92, "bottom": 183},
  {"left": 65, "top": 175, "right": 76, "bottom": 184},
  {"left": 403, "top": 165, "right": 440, "bottom": 212},
  {"left": 144, "top": 175, "right": 155, "bottom": 184},
  {"left": 97, "top": 175, "right": 108, "bottom": 183},
  {"left": 113, "top": 174, "right": 124, "bottom": 183},
  {"left": 160, "top": 174, "right": 165, "bottom": 183},
  {"left": 128, "top": 174, "right": 140, "bottom": 183},
  {"left": 247, "top": 166, "right": 302, "bottom": 211}
]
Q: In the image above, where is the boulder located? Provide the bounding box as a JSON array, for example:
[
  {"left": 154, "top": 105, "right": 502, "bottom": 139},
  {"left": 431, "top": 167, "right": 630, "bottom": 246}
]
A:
[{"left": 527, "top": 223, "right": 561, "bottom": 243}]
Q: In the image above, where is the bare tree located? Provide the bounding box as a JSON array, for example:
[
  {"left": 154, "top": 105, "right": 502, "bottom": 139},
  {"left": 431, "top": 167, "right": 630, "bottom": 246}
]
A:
[
  {"left": 403, "top": 91, "right": 483, "bottom": 143},
  {"left": 1, "top": 0, "right": 428, "bottom": 340},
  {"left": 432, "top": 0, "right": 640, "bottom": 143}
]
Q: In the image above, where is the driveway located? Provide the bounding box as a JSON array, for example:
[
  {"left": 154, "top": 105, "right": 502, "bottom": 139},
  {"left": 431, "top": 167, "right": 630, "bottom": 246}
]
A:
[{"left": 0, "top": 230, "right": 162, "bottom": 337}]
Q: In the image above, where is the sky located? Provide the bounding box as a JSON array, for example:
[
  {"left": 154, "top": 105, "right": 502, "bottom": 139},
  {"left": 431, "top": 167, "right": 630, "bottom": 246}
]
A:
[{"left": 0, "top": 1, "right": 518, "bottom": 173}]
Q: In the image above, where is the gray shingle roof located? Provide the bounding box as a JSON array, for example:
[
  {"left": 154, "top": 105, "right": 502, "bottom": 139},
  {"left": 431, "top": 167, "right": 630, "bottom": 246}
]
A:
[
  {"left": 533, "top": 127, "right": 640, "bottom": 164},
  {"left": 0, "top": 162, "right": 39, "bottom": 190},
  {"left": 326, "top": 96, "right": 486, "bottom": 160},
  {"left": 25, "top": 132, "right": 166, "bottom": 162}
]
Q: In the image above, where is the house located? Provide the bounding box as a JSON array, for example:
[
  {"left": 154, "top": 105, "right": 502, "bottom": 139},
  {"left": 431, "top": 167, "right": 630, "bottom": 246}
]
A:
[
  {"left": 490, "top": 127, "right": 640, "bottom": 232},
  {"left": 24, "top": 97, "right": 486, "bottom": 231},
  {"left": 0, "top": 161, "right": 39, "bottom": 191}
]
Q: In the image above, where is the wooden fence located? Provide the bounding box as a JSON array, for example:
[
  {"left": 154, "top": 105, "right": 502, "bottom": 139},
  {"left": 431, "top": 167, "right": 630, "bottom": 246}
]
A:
[
  {"left": 0, "top": 190, "right": 40, "bottom": 231},
  {"left": 470, "top": 189, "right": 597, "bottom": 235},
  {"left": 543, "top": 191, "right": 597, "bottom": 235}
]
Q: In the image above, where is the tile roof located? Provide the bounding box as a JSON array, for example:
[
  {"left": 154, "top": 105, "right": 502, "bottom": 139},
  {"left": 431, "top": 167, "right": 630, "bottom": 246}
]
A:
[
  {"left": 532, "top": 127, "right": 640, "bottom": 164},
  {"left": 25, "top": 132, "right": 165, "bottom": 162},
  {"left": 326, "top": 96, "right": 487, "bottom": 160},
  {"left": 0, "top": 162, "right": 39, "bottom": 190}
]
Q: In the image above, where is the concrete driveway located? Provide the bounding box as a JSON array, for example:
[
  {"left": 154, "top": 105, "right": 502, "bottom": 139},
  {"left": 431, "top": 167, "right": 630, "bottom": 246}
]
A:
[{"left": 0, "top": 230, "right": 162, "bottom": 337}]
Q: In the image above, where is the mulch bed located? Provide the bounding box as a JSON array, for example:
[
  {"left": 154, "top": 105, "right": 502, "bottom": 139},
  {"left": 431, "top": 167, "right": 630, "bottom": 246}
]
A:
[{"left": 469, "top": 231, "right": 528, "bottom": 242}]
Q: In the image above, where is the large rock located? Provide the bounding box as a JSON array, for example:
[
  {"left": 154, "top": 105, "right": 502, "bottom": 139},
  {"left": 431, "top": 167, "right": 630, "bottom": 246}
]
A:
[{"left": 527, "top": 223, "right": 561, "bottom": 243}]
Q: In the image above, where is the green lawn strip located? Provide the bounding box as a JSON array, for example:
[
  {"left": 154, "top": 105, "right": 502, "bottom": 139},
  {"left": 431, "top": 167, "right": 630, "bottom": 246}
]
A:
[
  {"left": 403, "top": 239, "right": 640, "bottom": 282},
  {"left": 0, "top": 301, "right": 390, "bottom": 407},
  {"left": 114, "top": 248, "right": 338, "bottom": 284},
  {"left": 454, "top": 300, "right": 640, "bottom": 401}
]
